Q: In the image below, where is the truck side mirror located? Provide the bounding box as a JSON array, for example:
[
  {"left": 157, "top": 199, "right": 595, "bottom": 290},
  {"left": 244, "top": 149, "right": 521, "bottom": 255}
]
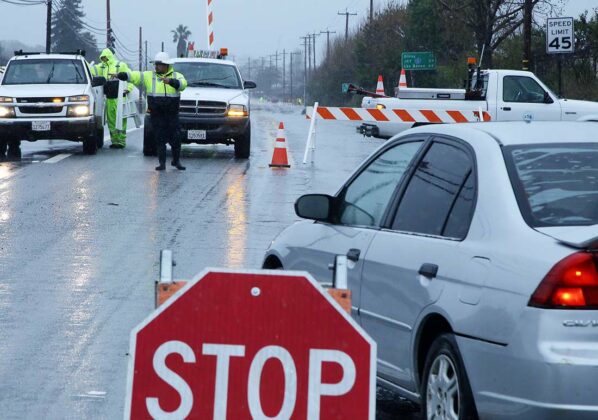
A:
[
  {"left": 244, "top": 81, "right": 257, "bottom": 89},
  {"left": 91, "top": 76, "right": 106, "bottom": 88},
  {"left": 544, "top": 91, "right": 554, "bottom": 104}
]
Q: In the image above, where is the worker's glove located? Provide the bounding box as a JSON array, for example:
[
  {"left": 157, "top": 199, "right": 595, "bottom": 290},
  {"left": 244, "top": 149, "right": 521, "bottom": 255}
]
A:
[
  {"left": 117, "top": 72, "right": 129, "bottom": 81},
  {"left": 169, "top": 79, "right": 181, "bottom": 90}
]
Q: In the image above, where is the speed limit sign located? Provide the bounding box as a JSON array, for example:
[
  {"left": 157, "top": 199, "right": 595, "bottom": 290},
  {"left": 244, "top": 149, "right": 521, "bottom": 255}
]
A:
[{"left": 547, "top": 17, "right": 574, "bottom": 54}]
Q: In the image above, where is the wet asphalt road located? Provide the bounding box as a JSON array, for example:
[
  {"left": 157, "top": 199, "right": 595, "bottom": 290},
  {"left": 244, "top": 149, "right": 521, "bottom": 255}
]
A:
[{"left": 0, "top": 105, "right": 421, "bottom": 419}]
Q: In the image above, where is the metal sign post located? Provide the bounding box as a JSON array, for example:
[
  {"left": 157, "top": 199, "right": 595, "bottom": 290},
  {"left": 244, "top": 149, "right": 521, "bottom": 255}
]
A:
[{"left": 546, "top": 17, "right": 575, "bottom": 97}]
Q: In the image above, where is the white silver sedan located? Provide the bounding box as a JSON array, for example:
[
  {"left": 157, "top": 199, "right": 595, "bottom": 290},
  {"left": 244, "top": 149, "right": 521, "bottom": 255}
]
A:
[{"left": 263, "top": 121, "right": 598, "bottom": 419}]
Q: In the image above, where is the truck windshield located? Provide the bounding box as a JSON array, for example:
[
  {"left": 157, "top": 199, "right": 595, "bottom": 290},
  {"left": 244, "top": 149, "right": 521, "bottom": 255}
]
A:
[
  {"left": 2, "top": 59, "right": 87, "bottom": 85},
  {"left": 174, "top": 62, "right": 242, "bottom": 89},
  {"left": 504, "top": 143, "right": 598, "bottom": 227}
]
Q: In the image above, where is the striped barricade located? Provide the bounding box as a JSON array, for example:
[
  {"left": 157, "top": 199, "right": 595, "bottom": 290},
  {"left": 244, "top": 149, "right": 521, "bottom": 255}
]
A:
[{"left": 306, "top": 106, "right": 492, "bottom": 123}]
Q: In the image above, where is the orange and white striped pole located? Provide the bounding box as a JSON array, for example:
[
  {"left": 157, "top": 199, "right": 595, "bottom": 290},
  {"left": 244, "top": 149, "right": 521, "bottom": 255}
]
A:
[{"left": 207, "top": 0, "right": 215, "bottom": 48}]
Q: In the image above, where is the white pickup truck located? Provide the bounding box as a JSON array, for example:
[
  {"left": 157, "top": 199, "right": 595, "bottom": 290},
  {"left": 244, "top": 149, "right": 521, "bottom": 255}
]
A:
[
  {"left": 142, "top": 51, "right": 256, "bottom": 159},
  {"left": 360, "top": 69, "right": 598, "bottom": 139},
  {"left": 0, "top": 51, "right": 106, "bottom": 158}
]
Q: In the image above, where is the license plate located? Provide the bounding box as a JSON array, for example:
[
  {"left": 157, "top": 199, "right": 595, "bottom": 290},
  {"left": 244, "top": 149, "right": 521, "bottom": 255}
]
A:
[
  {"left": 32, "top": 121, "right": 51, "bottom": 131},
  {"left": 188, "top": 130, "right": 207, "bottom": 140}
]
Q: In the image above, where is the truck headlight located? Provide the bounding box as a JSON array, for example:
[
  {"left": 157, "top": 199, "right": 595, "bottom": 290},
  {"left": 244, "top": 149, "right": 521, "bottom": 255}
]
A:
[
  {"left": 0, "top": 97, "right": 14, "bottom": 103},
  {"left": 0, "top": 106, "right": 15, "bottom": 118},
  {"left": 68, "top": 95, "right": 90, "bottom": 103},
  {"left": 227, "top": 104, "right": 248, "bottom": 117},
  {"left": 67, "top": 105, "right": 90, "bottom": 117},
  {"left": 376, "top": 104, "right": 386, "bottom": 110}
]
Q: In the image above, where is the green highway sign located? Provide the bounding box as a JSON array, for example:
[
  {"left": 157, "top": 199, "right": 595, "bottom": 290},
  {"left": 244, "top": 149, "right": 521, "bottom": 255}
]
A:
[{"left": 401, "top": 52, "right": 437, "bottom": 70}]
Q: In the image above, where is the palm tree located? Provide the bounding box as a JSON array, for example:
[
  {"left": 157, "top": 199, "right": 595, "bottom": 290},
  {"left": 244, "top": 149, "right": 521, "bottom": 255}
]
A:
[{"left": 172, "top": 25, "right": 192, "bottom": 58}]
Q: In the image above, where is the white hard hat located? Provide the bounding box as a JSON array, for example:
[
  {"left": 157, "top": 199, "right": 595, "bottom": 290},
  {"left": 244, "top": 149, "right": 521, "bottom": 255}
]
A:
[{"left": 152, "top": 52, "right": 172, "bottom": 65}]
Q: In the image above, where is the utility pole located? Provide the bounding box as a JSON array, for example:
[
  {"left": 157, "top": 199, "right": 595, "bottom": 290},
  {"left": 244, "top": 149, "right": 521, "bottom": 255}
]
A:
[
  {"left": 106, "top": 0, "right": 114, "bottom": 50},
  {"left": 307, "top": 34, "right": 311, "bottom": 73},
  {"left": 144, "top": 41, "right": 148, "bottom": 70},
  {"left": 290, "top": 51, "right": 300, "bottom": 103},
  {"left": 311, "top": 32, "right": 320, "bottom": 70},
  {"left": 522, "top": 0, "right": 532, "bottom": 71},
  {"left": 45, "top": 0, "right": 52, "bottom": 54},
  {"left": 320, "top": 29, "right": 336, "bottom": 58},
  {"left": 338, "top": 10, "right": 357, "bottom": 41},
  {"left": 161, "top": 42, "right": 164, "bottom": 53},
  {"left": 138, "top": 27, "right": 143, "bottom": 71},
  {"left": 300, "top": 36, "right": 309, "bottom": 106},
  {"left": 370, "top": 0, "right": 374, "bottom": 23},
  {"left": 281, "top": 49, "right": 288, "bottom": 102},
  {"left": 247, "top": 57, "right": 251, "bottom": 79}
]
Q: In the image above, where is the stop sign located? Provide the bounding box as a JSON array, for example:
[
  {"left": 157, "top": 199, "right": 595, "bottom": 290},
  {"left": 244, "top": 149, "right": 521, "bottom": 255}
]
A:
[{"left": 125, "top": 269, "right": 376, "bottom": 419}]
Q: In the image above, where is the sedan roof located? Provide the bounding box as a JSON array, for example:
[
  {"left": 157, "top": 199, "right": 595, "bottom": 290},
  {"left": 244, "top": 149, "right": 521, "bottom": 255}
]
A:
[{"left": 404, "top": 121, "right": 598, "bottom": 146}]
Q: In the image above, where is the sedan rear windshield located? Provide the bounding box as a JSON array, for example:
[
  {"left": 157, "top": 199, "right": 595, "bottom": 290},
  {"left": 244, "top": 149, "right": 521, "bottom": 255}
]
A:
[
  {"left": 174, "top": 62, "right": 242, "bottom": 89},
  {"left": 504, "top": 143, "right": 598, "bottom": 227},
  {"left": 2, "top": 59, "right": 87, "bottom": 85}
]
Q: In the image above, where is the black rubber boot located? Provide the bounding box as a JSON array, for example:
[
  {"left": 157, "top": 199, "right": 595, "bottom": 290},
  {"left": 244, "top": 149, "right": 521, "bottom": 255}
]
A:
[
  {"left": 171, "top": 147, "right": 185, "bottom": 170},
  {"left": 156, "top": 144, "right": 167, "bottom": 171}
]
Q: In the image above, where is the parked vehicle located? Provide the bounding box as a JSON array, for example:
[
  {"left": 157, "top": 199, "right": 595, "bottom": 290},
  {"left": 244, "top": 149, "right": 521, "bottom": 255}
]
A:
[
  {"left": 359, "top": 61, "right": 598, "bottom": 139},
  {"left": 264, "top": 121, "right": 598, "bottom": 419},
  {"left": 0, "top": 50, "right": 106, "bottom": 157}
]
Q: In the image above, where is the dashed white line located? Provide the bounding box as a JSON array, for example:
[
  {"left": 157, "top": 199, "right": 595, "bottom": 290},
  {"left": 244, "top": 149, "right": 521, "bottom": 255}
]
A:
[{"left": 43, "top": 154, "right": 72, "bottom": 164}]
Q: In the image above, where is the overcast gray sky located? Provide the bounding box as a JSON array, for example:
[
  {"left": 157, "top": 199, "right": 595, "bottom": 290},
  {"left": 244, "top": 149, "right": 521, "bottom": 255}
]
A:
[{"left": 0, "top": 0, "right": 596, "bottom": 65}]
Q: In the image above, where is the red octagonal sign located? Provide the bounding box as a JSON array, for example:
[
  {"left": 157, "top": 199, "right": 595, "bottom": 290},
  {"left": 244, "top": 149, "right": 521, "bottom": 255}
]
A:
[{"left": 125, "top": 269, "right": 376, "bottom": 419}]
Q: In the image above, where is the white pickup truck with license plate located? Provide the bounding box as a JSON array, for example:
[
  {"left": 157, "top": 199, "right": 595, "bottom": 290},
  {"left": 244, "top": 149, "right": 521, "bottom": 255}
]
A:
[{"left": 0, "top": 51, "right": 106, "bottom": 158}]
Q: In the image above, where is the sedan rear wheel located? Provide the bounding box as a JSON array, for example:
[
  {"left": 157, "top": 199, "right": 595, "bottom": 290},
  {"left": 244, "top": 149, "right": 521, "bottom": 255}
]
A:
[{"left": 422, "top": 333, "right": 477, "bottom": 420}]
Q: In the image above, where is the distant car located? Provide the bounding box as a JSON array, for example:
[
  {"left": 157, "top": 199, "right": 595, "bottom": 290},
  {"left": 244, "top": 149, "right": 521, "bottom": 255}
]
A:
[
  {"left": 142, "top": 51, "right": 256, "bottom": 159},
  {"left": 264, "top": 121, "right": 598, "bottom": 419},
  {"left": 0, "top": 50, "right": 106, "bottom": 158}
]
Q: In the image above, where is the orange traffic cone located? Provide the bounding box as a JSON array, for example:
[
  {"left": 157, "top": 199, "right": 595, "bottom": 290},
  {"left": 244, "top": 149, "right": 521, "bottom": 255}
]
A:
[
  {"left": 375, "top": 75, "right": 385, "bottom": 96},
  {"left": 269, "top": 122, "right": 291, "bottom": 168},
  {"left": 398, "top": 69, "right": 408, "bottom": 89}
]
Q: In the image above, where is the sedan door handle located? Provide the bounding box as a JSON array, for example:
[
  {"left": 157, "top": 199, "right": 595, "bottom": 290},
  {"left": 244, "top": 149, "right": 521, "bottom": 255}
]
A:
[
  {"left": 347, "top": 248, "right": 361, "bottom": 262},
  {"left": 419, "top": 263, "right": 439, "bottom": 279},
  {"left": 501, "top": 107, "right": 511, "bottom": 111}
]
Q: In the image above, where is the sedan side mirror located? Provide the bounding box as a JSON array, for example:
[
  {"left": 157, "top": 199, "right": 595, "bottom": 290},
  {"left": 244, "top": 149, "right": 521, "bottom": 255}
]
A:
[
  {"left": 244, "top": 81, "right": 257, "bottom": 89},
  {"left": 91, "top": 76, "right": 106, "bottom": 88},
  {"left": 295, "top": 194, "right": 333, "bottom": 221}
]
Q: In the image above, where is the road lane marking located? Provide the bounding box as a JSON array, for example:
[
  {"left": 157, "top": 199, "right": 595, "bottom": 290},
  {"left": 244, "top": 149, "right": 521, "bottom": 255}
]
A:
[{"left": 43, "top": 154, "right": 72, "bottom": 164}]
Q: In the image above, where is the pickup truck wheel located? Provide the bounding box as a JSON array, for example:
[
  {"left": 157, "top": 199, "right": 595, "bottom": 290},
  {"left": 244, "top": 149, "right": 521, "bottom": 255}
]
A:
[
  {"left": 234, "top": 122, "right": 251, "bottom": 159},
  {"left": 143, "top": 122, "right": 156, "bottom": 156},
  {"left": 7, "top": 140, "right": 21, "bottom": 161},
  {"left": 95, "top": 125, "right": 105, "bottom": 149},
  {"left": 83, "top": 134, "right": 98, "bottom": 155}
]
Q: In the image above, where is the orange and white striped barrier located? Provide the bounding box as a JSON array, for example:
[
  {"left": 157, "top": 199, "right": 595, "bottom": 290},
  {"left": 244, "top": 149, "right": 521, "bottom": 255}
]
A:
[
  {"left": 306, "top": 106, "right": 492, "bottom": 124},
  {"left": 375, "top": 75, "right": 385, "bottom": 96},
  {"left": 207, "top": 0, "right": 215, "bottom": 48},
  {"left": 398, "top": 69, "right": 408, "bottom": 89},
  {"left": 269, "top": 122, "right": 291, "bottom": 168}
]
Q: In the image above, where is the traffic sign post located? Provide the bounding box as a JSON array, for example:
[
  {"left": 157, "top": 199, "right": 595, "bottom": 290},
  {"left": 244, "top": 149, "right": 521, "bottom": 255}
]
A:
[
  {"left": 546, "top": 17, "right": 574, "bottom": 97},
  {"left": 401, "top": 52, "right": 436, "bottom": 71},
  {"left": 125, "top": 269, "right": 376, "bottom": 419}
]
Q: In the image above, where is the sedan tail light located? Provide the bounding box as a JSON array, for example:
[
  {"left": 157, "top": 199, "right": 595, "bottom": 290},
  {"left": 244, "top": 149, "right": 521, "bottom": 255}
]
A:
[{"left": 529, "top": 252, "right": 598, "bottom": 309}]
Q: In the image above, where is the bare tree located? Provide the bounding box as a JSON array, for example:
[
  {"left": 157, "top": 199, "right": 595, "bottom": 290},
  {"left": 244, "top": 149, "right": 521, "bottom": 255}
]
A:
[{"left": 438, "top": 0, "right": 558, "bottom": 67}]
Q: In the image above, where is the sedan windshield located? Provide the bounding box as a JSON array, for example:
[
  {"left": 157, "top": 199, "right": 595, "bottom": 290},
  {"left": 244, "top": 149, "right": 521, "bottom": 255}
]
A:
[
  {"left": 2, "top": 59, "right": 87, "bottom": 85},
  {"left": 505, "top": 143, "right": 598, "bottom": 227},
  {"left": 174, "top": 62, "right": 242, "bottom": 89}
]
